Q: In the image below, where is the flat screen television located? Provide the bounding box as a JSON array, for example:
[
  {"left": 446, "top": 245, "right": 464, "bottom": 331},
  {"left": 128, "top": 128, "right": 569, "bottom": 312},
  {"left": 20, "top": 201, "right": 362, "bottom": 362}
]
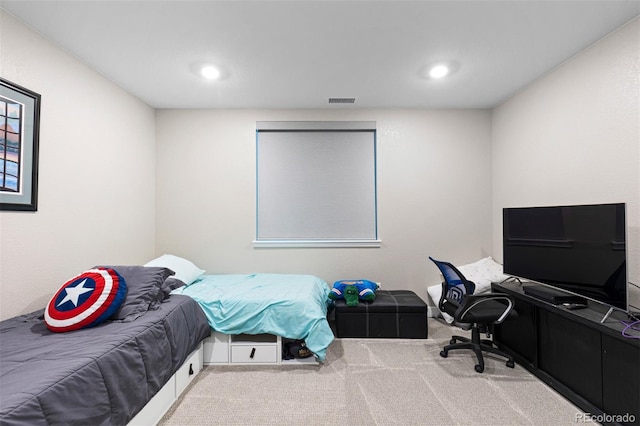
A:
[{"left": 503, "top": 203, "right": 627, "bottom": 311}]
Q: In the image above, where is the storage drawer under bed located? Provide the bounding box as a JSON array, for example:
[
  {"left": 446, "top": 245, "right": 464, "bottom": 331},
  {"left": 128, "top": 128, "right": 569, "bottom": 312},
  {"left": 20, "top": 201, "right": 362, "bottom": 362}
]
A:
[
  {"left": 230, "top": 345, "right": 278, "bottom": 364},
  {"left": 176, "top": 343, "right": 203, "bottom": 395}
]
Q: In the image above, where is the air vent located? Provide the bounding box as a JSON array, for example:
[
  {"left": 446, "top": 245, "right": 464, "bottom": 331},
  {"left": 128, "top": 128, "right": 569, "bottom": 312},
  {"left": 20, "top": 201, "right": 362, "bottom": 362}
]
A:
[{"left": 328, "top": 97, "right": 356, "bottom": 104}]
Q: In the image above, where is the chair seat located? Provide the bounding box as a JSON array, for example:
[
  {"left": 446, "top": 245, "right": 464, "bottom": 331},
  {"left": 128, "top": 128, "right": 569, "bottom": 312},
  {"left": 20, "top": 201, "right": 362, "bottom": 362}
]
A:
[{"left": 458, "top": 299, "right": 510, "bottom": 323}]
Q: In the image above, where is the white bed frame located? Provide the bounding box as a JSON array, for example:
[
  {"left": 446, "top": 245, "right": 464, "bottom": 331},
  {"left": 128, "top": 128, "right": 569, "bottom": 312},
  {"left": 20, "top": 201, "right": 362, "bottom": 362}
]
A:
[
  {"left": 128, "top": 342, "right": 203, "bottom": 426},
  {"left": 129, "top": 330, "right": 318, "bottom": 425},
  {"left": 204, "top": 331, "right": 319, "bottom": 366}
]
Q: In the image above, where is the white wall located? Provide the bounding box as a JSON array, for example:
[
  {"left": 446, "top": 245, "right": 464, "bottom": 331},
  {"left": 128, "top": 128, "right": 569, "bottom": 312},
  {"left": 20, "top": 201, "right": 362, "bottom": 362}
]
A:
[
  {"left": 492, "top": 18, "right": 640, "bottom": 310},
  {"left": 3, "top": 9, "right": 636, "bottom": 320},
  {"left": 155, "top": 109, "right": 493, "bottom": 304},
  {"left": 0, "top": 11, "right": 157, "bottom": 320}
]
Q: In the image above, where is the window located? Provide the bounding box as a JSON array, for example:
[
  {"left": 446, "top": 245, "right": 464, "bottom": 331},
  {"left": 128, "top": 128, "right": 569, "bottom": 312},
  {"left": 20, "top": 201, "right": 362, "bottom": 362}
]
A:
[{"left": 254, "top": 121, "right": 379, "bottom": 248}]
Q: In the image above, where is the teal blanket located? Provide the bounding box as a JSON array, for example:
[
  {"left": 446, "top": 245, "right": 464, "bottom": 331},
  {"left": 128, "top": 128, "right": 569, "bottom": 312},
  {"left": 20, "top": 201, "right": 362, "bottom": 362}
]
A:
[{"left": 173, "top": 274, "right": 334, "bottom": 361}]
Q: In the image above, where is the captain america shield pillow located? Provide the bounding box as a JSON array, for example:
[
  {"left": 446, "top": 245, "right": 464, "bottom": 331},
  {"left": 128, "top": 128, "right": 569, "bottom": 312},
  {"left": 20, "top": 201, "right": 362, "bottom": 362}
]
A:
[{"left": 44, "top": 268, "right": 127, "bottom": 333}]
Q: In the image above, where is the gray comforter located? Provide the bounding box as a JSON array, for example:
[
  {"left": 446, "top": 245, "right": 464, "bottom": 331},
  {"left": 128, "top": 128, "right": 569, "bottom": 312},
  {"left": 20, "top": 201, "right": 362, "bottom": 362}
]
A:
[{"left": 0, "top": 295, "right": 210, "bottom": 426}]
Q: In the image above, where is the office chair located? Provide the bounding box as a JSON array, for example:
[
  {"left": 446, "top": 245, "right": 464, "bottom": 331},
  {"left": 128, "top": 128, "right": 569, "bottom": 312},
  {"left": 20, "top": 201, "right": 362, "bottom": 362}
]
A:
[{"left": 429, "top": 256, "right": 516, "bottom": 373}]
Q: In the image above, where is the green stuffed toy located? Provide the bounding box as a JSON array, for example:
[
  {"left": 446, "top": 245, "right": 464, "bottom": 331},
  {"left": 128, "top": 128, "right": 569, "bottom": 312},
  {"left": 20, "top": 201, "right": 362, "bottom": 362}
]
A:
[{"left": 329, "top": 280, "right": 379, "bottom": 307}]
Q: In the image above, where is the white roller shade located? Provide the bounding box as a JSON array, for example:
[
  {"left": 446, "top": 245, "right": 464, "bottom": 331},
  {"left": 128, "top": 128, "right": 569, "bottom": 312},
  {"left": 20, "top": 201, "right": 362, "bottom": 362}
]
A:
[{"left": 255, "top": 121, "right": 379, "bottom": 248}]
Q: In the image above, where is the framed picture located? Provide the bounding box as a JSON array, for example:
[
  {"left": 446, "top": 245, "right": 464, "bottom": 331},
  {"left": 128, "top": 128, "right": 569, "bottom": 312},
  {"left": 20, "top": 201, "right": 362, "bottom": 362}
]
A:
[{"left": 0, "top": 78, "right": 41, "bottom": 211}]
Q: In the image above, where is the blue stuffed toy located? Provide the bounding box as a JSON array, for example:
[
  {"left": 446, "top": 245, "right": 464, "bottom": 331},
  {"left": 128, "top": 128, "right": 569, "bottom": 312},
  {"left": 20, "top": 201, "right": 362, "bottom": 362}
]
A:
[{"left": 329, "top": 279, "right": 379, "bottom": 307}]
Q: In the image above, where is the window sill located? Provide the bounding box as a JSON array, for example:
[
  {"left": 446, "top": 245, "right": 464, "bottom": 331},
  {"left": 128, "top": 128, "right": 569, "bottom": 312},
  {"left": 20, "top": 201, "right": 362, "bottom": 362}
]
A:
[{"left": 252, "top": 239, "right": 382, "bottom": 248}]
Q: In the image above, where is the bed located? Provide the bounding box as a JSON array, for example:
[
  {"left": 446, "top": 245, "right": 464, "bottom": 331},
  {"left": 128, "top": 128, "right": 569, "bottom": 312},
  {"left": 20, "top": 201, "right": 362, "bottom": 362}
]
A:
[
  {"left": 172, "top": 273, "right": 335, "bottom": 361},
  {"left": 0, "top": 256, "right": 335, "bottom": 424},
  {"left": 0, "top": 264, "right": 210, "bottom": 426}
]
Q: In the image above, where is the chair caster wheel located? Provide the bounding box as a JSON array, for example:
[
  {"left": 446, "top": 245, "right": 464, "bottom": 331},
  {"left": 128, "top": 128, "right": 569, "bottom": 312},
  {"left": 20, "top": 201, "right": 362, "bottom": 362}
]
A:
[
  {"left": 474, "top": 365, "right": 484, "bottom": 373},
  {"left": 449, "top": 338, "right": 456, "bottom": 345},
  {"left": 506, "top": 360, "right": 515, "bottom": 368},
  {"left": 440, "top": 350, "right": 448, "bottom": 358}
]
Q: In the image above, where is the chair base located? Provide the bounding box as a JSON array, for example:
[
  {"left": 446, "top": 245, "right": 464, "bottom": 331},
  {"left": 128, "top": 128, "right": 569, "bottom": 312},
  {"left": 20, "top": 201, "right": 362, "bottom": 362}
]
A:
[{"left": 439, "top": 326, "right": 515, "bottom": 373}]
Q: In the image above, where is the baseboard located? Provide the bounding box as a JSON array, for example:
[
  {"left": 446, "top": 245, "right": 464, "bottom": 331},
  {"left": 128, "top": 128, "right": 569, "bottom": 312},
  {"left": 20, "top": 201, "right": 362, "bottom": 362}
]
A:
[{"left": 427, "top": 306, "right": 440, "bottom": 318}]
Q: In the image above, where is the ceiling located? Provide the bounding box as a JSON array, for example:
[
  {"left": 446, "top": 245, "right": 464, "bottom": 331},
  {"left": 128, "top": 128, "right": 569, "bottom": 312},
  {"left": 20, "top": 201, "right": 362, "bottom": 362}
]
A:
[{"left": 1, "top": 0, "right": 638, "bottom": 109}]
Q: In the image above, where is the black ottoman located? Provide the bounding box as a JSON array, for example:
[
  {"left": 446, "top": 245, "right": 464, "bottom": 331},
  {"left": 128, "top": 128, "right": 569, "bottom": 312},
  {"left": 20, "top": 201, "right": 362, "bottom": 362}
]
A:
[{"left": 334, "top": 290, "right": 428, "bottom": 338}]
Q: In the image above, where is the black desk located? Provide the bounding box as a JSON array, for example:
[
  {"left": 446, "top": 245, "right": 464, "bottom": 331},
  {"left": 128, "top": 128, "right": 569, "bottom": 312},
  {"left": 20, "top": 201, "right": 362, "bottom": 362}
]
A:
[{"left": 492, "top": 281, "right": 639, "bottom": 426}]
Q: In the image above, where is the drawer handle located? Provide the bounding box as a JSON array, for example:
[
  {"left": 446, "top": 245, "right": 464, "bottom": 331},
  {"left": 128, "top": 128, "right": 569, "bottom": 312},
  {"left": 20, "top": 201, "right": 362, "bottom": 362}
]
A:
[
  {"left": 188, "top": 363, "right": 194, "bottom": 375},
  {"left": 250, "top": 348, "right": 256, "bottom": 359}
]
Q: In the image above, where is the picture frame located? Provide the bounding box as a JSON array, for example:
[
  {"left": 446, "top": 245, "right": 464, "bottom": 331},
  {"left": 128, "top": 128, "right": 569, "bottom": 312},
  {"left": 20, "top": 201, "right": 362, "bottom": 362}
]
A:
[{"left": 0, "top": 78, "right": 41, "bottom": 211}]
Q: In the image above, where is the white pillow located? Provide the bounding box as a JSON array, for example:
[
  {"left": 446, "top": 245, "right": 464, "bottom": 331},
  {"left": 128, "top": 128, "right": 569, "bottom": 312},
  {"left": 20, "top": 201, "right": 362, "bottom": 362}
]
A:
[
  {"left": 427, "top": 257, "right": 508, "bottom": 322},
  {"left": 144, "top": 254, "right": 205, "bottom": 285},
  {"left": 457, "top": 256, "right": 509, "bottom": 285}
]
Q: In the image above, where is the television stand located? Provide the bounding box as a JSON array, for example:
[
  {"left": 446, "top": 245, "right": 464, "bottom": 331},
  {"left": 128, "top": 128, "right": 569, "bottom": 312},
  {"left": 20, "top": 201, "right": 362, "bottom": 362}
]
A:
[
  {"left": 601, "top": 306, "right": 615, "bottom": 324},
  {"left": 492, "top": 281, "right": 639, "bottom": 426},
  {"left": 522, "top": 284, "right": 587, "bottom": 305}
]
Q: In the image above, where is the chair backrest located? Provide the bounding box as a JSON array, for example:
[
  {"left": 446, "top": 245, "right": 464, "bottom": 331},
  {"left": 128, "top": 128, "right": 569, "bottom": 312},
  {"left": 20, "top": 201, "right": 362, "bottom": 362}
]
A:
[{"left": 428, "top": 257, "right": 476, "bottom": 308}]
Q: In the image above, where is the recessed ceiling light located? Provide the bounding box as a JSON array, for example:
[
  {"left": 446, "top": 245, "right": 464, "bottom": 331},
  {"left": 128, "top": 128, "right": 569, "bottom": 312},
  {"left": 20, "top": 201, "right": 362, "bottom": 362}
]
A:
[
  {"left": 200, "top": 65, "right": 221, "bottom": 80},
  {"left": 421, "top": 61, "right": 460, "bottom": 81},
  {"left": 428, "top": 64, "right": 450, "bottom": 79}
]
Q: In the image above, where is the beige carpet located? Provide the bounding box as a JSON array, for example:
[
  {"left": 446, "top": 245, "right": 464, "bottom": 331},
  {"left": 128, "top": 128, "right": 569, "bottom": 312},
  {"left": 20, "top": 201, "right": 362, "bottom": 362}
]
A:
[{"left": 159, "top": 319, "right": 582, "bottom": 425}]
